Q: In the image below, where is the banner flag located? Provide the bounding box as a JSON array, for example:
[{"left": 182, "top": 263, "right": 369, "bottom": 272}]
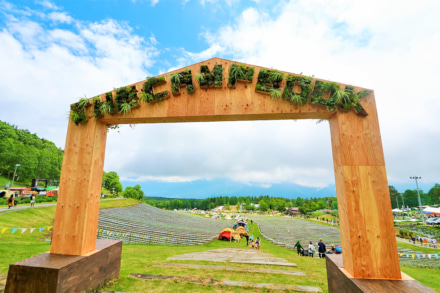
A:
[
  {"left": 422, "top": 254, "right": 426, "bottom": 258},
  {"left": 12, "top": 228, "right": 18, "bottom": 234},
  {"left": 47, "top": 226, "right": 53, "bottom": 230},
  {"left": 428, "top": 254, "right": 432, "bottom": 259},
  {"left": 1, "top": 228, "right": 8, "bottom": 234},
  {"left": 400, "top": 253, "right": 404, "bottom": 256},
  {"left": 412, "top": 254, "right": 415, "bottom": 259},
  {"left": 30, "top": 228, "right": 35, "bottom": 233},
  {"left": 39, "top": 227, "right": 44, "bottom": 232},
  {"left": 435, "top": 254, "right": 439, "bottom": 259},
  {"left": 406, "top": 254, "right": 409, "bottom": 258},
  {"left": 416, "top": 254, "right": 420, "bottom": 259},
  {"left": 99, "top": 229, "right": 103, "bottom": 232},
  {"left": 21, "top": 228, "right": 27, "bottom": 233}
]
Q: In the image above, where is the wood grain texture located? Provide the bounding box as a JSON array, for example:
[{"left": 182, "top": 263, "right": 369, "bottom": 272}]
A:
[
  {"left": 6, "top": 239, "right": 121, "bottom": 293},
  {"left": 51, "top": 118, "right": 108, "bottom": 255},
  {"left": 53, "top": 58, "right": 399, "bottom": 280},
  {"left": 330, "top": 92, "right": 400, "bottom": 279},
  {"left": 326, "top": 254, "right": 435, "bottom": 293}
]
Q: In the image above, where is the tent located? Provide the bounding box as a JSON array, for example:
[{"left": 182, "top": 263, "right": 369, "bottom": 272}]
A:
[
  {"left": 423, "top": 207, "right": 440, "bottom": 217},
  {"left": 218, "top": 228, "right": 240, "bottom": 242},
  {"left": 224, "top": 214, "right": 232, "bottom": 220},
  {"left": 392, "top": 208, "right": 403, "bottom": 213},
  {"left": 235, "top": 226, "right": 248, "bottom": 236},
  {"left": 232, "top": 220, "right": 249, "bottom": 232}
]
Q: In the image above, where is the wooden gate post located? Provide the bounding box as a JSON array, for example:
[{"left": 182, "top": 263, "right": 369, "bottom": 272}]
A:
[
  {"left": 50, "top": 118, "right": 108, "bottom": 255},
  {"left": 329, "top": 91, "right": 401, "bottom": 279}
]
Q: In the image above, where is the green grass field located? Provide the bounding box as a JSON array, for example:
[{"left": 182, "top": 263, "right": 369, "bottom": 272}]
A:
[{"left": 0, "top": 200, "right": 439, "bottom": 292}]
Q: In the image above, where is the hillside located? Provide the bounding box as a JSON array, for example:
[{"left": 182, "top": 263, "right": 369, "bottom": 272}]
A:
[{"left": 0, "top": 120, "right": 63, "bottom": 186}]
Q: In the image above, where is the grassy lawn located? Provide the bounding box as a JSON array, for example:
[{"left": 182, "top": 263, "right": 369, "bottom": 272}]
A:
[
  {"left": 0, "top": 202, "right": 439, "bottom": 292},
  {"left": 401, "top": 267, "right": 440, "bottom": 292},
  {"left": 102, "top": 222, "right": 329, "bottom": 292},
  {"left": 99, "top": 198, "right": 139, "bottom": 209},
  {"left": 397, "top": 241, "right": 439, "bottom": 254}
]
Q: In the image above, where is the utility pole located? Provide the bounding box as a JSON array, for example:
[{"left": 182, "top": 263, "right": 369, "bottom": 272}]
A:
[
  {"left": 410, "top": 176, "right": 424, "bottom": 223},
  {"left": 11, "top": 164, "right": 21, "bottom": 187}
]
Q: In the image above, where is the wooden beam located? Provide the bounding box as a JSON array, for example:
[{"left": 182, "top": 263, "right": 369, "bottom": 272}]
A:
[
  {"left": 51, "top": 118, "right": 108, "bottom": 255},
  {"left": 329, "top": 91, "right": 401, "bottom": 279}
]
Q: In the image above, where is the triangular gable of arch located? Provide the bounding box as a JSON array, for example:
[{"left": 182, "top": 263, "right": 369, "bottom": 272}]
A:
[{"left": 69, "top": 57, "right": 372, "bottom": 126}]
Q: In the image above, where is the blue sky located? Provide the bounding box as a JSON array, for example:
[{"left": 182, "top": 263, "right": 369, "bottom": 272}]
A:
[{"left": 1, "top": 0, "right": 439, "bottom": 197}]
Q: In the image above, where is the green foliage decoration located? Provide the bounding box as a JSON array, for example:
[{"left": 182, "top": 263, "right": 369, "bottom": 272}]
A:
[
  {"left": 69, "top": 97, "right": 90, "bottom": 125},
  {"left": 228, "top": 64, "right": 254, "bottom": 87},
  {"left": 100, "top": 92, "right": 116, "bottom": 115},
  {"left": 282, "top": 75, "right": 313, "bottom": 105},
  {"left": 115, "top": 86, "right": 137, "bottom": 115},
  {"left": 269, "top": 88, "right": 282, "bottom": 100},
  {"left": 140, "top": 76, "right": 169, "bottom": 103},
  {"left": 255, "top": 69, "right": 284, "bottom": 93},
  {"left": 93, "top": 97, "right": 103, "bottom": 118},
  {"left": 196, "top": 65, "right": 224, "bottom": 88},
  {"left": 170, "top": 69, "right": 195, "bottom": 95},
  {"left": 311, "top": 81, "right": 340, "bottom": 110}
]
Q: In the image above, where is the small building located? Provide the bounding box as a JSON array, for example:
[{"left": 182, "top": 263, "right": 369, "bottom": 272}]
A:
[{"left": 286, "top": 207, "right": 301, "bottom": 216}]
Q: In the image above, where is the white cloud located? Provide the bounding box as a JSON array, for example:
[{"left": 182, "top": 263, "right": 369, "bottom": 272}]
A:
[
  {"left": 38, "top": 0, "right": 61, "bottom": 10},
  {"left": 47, "top": 12, "right": 73, "bottom": 24},
  {"left": 190, "top": 0, "right": 440, "bottom": 186},
  {"left": 0, "top": 6, "right": 159, "bottom": 149}
]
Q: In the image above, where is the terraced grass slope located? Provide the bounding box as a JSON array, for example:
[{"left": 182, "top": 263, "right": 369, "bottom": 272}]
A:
[
  {"left": 98, "top": 204, "right": 235, "bottom": 245},
  {"left": 253, "top": 216, "right": 342, "bottom": 249},
  {"left": 253, "top": 216, "right": 440, "bottom": 269}
]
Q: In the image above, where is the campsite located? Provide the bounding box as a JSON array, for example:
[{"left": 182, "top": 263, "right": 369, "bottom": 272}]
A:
[{"left": 1, "top": 198, "right": 439, "bottom": 292}]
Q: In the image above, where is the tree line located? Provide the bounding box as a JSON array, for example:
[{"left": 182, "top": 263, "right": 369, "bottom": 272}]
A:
[
  {"left": 102, "top": 171, "right": 144, "bottom": 200},
  {"left": 143, "top": 195, "right": 338, "bottom": 214},
  {"left": 389, "top": 184, "right": 440, "bottom": 209},
  {"left": 0, "top": 120, "right": 63, "bottom": 185}
]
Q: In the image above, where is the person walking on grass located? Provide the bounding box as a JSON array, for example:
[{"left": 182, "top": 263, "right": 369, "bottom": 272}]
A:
[
  {"left": 308, "top": 241, "right": 316, "bottom": 257},
  {"left": 8, "top": 194, "right": 14, "bottom": 209},
  {"left": 294, "top": 240, "right": 303, "bottom": 256},
  {"left": 30, "top": 194, "right": 36, "bottom": 207},
  {"left": 255, "top": 237, "right": 261, "bottom": 250},
  {"left": 318, "top": 239, "right": 326, "bottom": 258}
]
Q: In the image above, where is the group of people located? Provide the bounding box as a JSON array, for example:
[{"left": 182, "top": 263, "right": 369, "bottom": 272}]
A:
[
  {"left": 245, "top": 235, "right": 261, "bottom": 250},
  {"left": 294, "top": 239, "right": 341, "bottom": 257},
  {"left": 412, "top": 235, "right": 437, "bottom": 247},
  {"left": 6, "top": 194, "right": 36, "bottom": 209}
]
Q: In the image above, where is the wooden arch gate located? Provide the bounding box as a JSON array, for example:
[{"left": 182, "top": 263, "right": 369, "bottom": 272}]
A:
[{"left": 53, "top": 58, "right": 400, "bottom": 280}]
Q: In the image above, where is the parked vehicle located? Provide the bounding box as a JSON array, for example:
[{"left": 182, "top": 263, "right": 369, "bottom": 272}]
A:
[{"left": 426, "top": 217, "right": 440, "bottom": 225}]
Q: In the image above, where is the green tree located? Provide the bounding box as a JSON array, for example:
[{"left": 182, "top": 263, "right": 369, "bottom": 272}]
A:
[
  {"left": 123, "top": 186, "right": 138, "bottom": 199},
  {"left": 389, "top": 186, "right": 401, "bottom": 209},
  {"left": 428, "top": 184, "right": 440, "bottom": 205},
  {"left": 134, "top": 184, "right": 145, "bottom": 200},
  {"left": 259, "top": 199, "right": 269, "bottom": 212}
]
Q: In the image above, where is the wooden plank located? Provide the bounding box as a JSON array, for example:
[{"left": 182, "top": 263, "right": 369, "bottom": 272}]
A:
[
  {"left": 326, "top": 254, "right": 435, "bottom": 293},
  {"left": 5, "top": 239, "right": 121, "bottom": 293},
  {"left": 51, "top": 118, "right": 108, "bottom": 255},
  {"left": 329, "top": 91, "right": 400, "bottom": 279}
]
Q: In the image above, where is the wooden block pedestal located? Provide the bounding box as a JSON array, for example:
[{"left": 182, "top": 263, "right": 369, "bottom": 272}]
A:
[
  {"left": 326, "top": 254, "right": 435, "bottom": 293},
  {"left": 5, "top": 239, "right": 122, "bottom": 293}
]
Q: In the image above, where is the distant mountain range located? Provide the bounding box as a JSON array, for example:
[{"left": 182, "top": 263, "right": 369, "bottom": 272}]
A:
[
  {"left": 121, "top": 178, "right": 434, "bottom": 199},
  {"left": 122, "top": 178, "right": 337, "bottom": 199}
]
